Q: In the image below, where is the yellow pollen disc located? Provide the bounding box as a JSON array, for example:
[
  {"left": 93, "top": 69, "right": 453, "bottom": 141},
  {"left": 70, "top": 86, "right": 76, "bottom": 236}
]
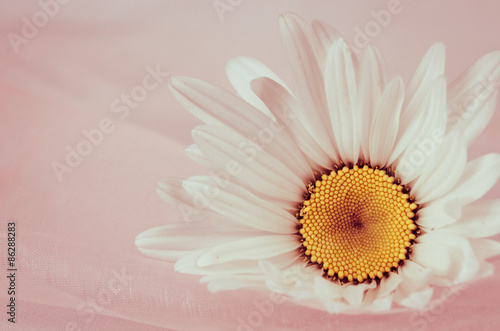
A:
[{"left": 298, "top": 165, "right": 419, "bottom": 284}]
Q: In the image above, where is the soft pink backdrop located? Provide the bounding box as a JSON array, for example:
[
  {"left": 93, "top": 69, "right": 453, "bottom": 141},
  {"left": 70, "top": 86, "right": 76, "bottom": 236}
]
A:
[{"left": 1, "top": 1, "right": 500, "bottom": 330}]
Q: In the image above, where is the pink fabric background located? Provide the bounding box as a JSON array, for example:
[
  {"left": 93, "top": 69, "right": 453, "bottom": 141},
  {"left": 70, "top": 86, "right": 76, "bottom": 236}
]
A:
[{"left": 1, "top": 1, "right": 500, "bottom": 330}]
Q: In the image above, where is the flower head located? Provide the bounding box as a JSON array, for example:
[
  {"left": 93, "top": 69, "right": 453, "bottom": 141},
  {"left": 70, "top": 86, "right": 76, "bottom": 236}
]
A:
[{"left": 136, "top": 13, "right": 500, "bottom": 312}]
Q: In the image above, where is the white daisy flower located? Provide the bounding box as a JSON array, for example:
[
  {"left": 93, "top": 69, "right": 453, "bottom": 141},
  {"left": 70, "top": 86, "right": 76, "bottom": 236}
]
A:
[{"left": 136, "top": 13, "right": 500, "bottom": 312}]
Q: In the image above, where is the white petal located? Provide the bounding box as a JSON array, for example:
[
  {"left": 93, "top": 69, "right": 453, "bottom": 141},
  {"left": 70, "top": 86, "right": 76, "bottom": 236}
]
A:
[
  {"left": 442, "top": 199, "right": 500, "bottom": 238},
  {"left": 395, "top": 76, "right": 447, "bottom": 183},
  {"left": 258, "top": 260, "right": 282, "bottom": 279},
  {"left": 172, "top": 76, "right": 312, "bottom": 181},
  {"left": 397, "top": 260, "right": 433, "bottom": 293},
  {"left": 451, "top": 153, "right": 500, "bottom": 203},
  {"left": 404, "top": 43, "right": 445, "bottom": 110},
  {"left": 389, "top": 76, "right": 444, "bottom": 165},
  {"left": 447, "top": 51, "right": 500, "bottom": 145},
  {"left": 279, "top": 13, "right": 338, "bottom": 160},
  {"left": 462, "top": 90, "right": 499, "bottom": 144},
  {"left": 377, "top": 273, "right": 403, "bottom": 298},
  {"left": 250, "top": 76, "right": 333, "bottom": 169},
  {"left": 361, "top": 274, "right": 400, "bottom": 310},
  {"left": 412, "top": 232, "right": 479, "bottom": 285},
  {"left": 176, "top": 249, "right": 298, "bottom": 276},
  {"left": 417, "top": 152, "right": 500, "bottom": 229},
  {"left": 202, "top": 275, "right": 267, "bottom": 292},
  {"left": 414, "top": 153, "right": 500, "bottom": 228},
  {"left": 156, "top": 178, "right": 207, "bottom": 223},
  {"left": 411, "top": 132, "right": 467, "bottom": 203},
  {"left": 170, "top": 76, "right": 307, "bottom": 171},
  {"left": 310, "top": 19, "right": 342, "bottom": 72},
  {"left": 323, "top": 301, "right": 351, "bottom": 314},
  {"left": 411, "top": 241, "right": 451, "bottom": 285},
  {"left": 416, "top": 201, "right": 460, "bottom": 229},
  {"left": 397, "top": 287, "right": 433, "bottom": 309},
  {"left": 156, "top": 178, "right": 250, "bottom": 231},
  {"left": 469, "top": 238, "right": 500, "bottom": 260},
  {"left": 469, "top": 238, "right": 500, "bottom": 278},
  {"left": 363, "top": 296, "right": 394, "bottom": 312},
  {"left": 390, "top": 44, "right": 446, "bottom": 167},
  {"left": 325, "top": 38, "right": 361, "bottom": 164},
  {"left": 192, "top": 125, "right": 305, "bottom": 203},
  {"left": 448, "top": 51, "right": 500, "bottom": 104},
  {"left": 276, "top": 262, "right": 319, "bottom": 287},
  {"left": 230, "top": 106, "right": 314, "bottom": 183},
  {"left": 313, "top": 276, "right": 343, "bottom": 300},
  {"left": 358, "top": 45, "right": 388, "bottom": 161},
  {"left": 184, "top": 144, "right": 216, "bottom": 170},
  {"left": 197, "top": 235, "right": 300, "bottom": 267},
  {"left": 369, "top": 76, "right": 404, "bottom": 166},
  {"left": 183, "top": 176, "right": 298, "bottom": 234},
  {"left": 225, "top": 56, "right": 291, "bottom": 117},
  {"left": 425, "top": 153, "right": 500, "bottom": 222},
  {"left": 135, "top": 223, "right": 258, "bottom": 262},
  {"left": 342, "top": 282, "right": 376, "bottom": 307}
]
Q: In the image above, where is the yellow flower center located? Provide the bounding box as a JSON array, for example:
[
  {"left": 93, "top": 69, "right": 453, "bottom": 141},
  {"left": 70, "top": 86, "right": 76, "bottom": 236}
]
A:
[{"left": 298, "top": 165, "right": 419, "bottom": 284}]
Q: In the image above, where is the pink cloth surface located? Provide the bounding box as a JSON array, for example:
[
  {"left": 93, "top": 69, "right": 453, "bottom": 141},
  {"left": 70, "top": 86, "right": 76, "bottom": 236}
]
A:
[{"left": 1, "top": 1, "right": 500, "bottom": 330}]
